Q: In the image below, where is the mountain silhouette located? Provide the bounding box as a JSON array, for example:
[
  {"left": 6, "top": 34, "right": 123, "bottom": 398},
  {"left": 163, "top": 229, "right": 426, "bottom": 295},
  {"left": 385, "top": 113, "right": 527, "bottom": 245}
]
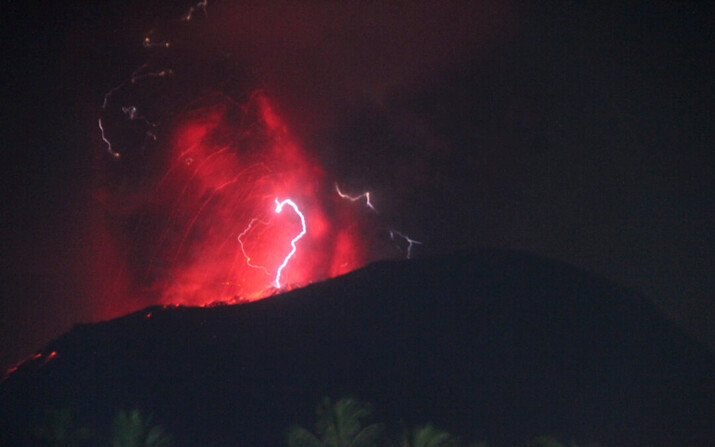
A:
[{"left": 1, "top": 248, "right": 713, "bottom": 447}]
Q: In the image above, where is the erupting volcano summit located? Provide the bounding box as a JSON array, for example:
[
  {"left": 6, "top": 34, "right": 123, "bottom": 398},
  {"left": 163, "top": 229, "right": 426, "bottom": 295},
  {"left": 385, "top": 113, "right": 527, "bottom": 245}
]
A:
[{"left": 95, "top": 92, "right": 386, "bottom": 309}]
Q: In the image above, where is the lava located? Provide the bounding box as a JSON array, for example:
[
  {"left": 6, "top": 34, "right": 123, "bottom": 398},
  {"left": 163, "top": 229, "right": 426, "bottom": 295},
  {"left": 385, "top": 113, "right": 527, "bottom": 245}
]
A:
[{"left": 1, "top": 351, "right": 58, "bottom": 384}]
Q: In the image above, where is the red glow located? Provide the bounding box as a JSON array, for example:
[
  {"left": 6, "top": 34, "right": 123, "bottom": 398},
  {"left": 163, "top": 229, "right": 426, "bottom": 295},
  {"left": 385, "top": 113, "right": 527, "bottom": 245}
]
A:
[
  {"left": 97, "top": 92, "right": 374, "bottom": 309},
  {"left": 2, "top": 351, "right": 58, "bottom": 383}
]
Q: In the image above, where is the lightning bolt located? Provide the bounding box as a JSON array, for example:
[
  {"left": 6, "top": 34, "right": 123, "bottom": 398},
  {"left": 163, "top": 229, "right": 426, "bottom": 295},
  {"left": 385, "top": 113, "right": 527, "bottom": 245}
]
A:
[
  {"left": 182, "top": 0, "right": 208, "bottom": 21},
  {"left": 237, "top": 217, "right": 272, "bottom": 276},
  {"left": 122, "top": 106, "right": 158, "bottom": 141},
  {"left": 98, "top": 118, "right": 120, "bottom": 159},
  {"left": 130, "top": 66, "right": 173, "bottom": 84},
  {"left": 273, "top": 198, "right": 307, "bottom": 289},
  {"left": 390, "top": 230, "right": 422, "bottom": 259},
  {"left": 335, "top": 183, "right": 422, "bottom": 259},
  {"left": 98, "top": 41, "right": 174, "bottom": 159},
  {"left": 335, "top": 183, "right": 376, "bottom": 212}
]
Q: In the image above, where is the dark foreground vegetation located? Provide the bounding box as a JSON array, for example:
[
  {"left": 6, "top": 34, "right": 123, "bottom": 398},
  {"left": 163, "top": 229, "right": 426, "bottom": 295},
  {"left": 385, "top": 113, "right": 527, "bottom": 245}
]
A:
[
  {"left": 31, "top": 397, "right": 605, "bottom": 447},
  {"left": 2, "top": 249, "right": 713, "bottom": 447}
]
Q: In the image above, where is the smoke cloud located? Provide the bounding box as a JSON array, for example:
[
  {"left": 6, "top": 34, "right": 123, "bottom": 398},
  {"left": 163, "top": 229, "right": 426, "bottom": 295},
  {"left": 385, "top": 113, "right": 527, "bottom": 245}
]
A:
[{"left": 87, "top": 1, "right": 513, "bottom": 317}]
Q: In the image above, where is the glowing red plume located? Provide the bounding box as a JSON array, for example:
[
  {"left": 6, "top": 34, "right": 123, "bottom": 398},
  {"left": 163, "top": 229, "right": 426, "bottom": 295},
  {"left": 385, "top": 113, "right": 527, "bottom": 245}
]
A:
[{"left": 96, "top": 92, "right": 373, "bottom": 310}]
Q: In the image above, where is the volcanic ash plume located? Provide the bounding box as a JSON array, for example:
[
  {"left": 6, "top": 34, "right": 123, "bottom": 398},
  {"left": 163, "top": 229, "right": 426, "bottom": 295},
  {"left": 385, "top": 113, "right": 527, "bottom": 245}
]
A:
[{"left": 95, "top": 92, "right": 383, "bottom": 309}]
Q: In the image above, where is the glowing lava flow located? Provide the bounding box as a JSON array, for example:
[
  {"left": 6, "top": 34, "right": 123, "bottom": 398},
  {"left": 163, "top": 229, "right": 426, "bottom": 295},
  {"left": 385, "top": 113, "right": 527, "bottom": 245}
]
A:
[{"left": 273, "top": 199, "right": 307, "bottom": 288}]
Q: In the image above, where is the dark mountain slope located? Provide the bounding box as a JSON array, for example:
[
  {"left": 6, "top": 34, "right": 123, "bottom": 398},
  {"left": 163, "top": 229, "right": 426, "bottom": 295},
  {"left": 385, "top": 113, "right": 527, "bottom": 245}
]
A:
[{"left": 1, "top": 248, "right": 713, "bottom": 447}]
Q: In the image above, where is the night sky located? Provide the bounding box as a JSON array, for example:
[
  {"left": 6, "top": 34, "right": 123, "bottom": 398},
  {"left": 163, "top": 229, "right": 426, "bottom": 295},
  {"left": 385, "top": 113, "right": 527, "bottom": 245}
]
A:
[{"left": 2, "top": 1, "right": 713, "bottom": 371}]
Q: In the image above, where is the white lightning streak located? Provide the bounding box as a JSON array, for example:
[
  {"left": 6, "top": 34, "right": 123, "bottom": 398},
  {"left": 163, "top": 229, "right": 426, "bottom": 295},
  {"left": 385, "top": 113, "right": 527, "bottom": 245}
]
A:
[
  {"left": 335, "top": 183, "right": 376, "bottom": 212},
  {"left": 130, "top": 68, "right": 173, "bottom": 84},
  {"left": 98, "top": 118, "right": 120, "bottom": 159},
  {"left": 273, "top": 198, "right": 307, "bottom": 288},
  {"left": 102, "top": 83, "right": 123, "bottom": 109},
  {"left": 122, "top": 106, "right": 158, "bottom": 139},
  {"left": 99, "top": 59, "right": 171, "bottom": 159},
  {"left": 390, "top": 230, "right": 422, "bottom": 259},
  {"left": 99, "top": 0, "right": 206, "bottom": 160},
  {"left": 237, "top": 218, "right": 272, "bottom": 276},
  {"left": 182, "top": 0, "right": 208, "bottom": 21}
]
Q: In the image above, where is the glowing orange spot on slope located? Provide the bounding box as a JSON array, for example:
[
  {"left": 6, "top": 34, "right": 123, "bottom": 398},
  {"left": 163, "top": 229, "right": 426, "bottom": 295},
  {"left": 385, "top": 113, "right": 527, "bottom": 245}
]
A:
[
  {"left": 44, "top": 351, "right": 58, "bottom": 364},
  {"left": 1, "top": 352, "right": 58, "bottom": 383}
]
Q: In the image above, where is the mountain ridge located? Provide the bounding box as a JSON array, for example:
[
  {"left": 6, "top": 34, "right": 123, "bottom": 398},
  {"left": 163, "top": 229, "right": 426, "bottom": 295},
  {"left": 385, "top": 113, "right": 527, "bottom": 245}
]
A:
[{"left": 1, "top": 248, "right": 713, "bottom": 447}]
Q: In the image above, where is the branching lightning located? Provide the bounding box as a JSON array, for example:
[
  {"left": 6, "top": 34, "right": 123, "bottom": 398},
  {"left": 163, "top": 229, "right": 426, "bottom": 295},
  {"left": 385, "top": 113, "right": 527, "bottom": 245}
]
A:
[
  {"left": 335, "top": 183, "right": 422, "bottom": 259},
  {"left": 273, "top": 198, "right": 307, "bottom": 289},
  {"left": 236, "top": 198, "right": 307, "bottom": 290},
  {"left": 237, "top": 217, "right": 273, "bottom": 276},
  {"left": 390, "top": 230, "right": 422, "bottom": 259},
  {"left": 98, "top": 1, "right": 206, "bottom": 158},
  {"left": 335, "top": 183, "right": 376, "bottom": 212},
  {"left": 99, "top": 42, "right": 173, "bottom": 159},
  {"left": 93, "top": 0, "right": 425, "bottom": 307}
]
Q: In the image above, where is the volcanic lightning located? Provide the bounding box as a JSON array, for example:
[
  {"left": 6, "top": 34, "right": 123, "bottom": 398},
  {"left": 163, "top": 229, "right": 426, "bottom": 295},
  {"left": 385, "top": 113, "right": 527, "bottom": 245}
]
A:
[
  {"left": 335, "top": 183, "right": 376, "bottom": 212},
  {"left": 182, "top": 0, "right": 208, "bottom": 21},
  {"left": 335, "top": 183, "right": 423, "bottom": 259},
  {"left": 237, "top": 217, "right": 273, "bottom": 276},
  {"left": 97, "top": 118, "right": 120, "bottom": 159},
  {"left": 92, "top": 2, "right": 422, "bottom": 314},
  {"left": 390, "top": 230, "right": 422, "bottom": 259},
  {"left": 236, "top": 198, "right": 309, "bottom": 290},
  {"left": 272, "top": 199, "right": 307, "bottom": 289}
]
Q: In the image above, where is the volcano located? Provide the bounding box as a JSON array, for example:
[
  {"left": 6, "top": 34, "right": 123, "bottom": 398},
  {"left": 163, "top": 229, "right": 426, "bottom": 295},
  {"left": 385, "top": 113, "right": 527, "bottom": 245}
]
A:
[{"left": 1, "top": 248, "right": 713, "bottom": 447}]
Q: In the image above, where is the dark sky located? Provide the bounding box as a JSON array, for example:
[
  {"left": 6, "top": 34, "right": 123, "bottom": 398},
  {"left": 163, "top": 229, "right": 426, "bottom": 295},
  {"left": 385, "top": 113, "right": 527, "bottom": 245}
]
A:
[{"left": 2, "top": 0, "right": 713, "bottom": 371}]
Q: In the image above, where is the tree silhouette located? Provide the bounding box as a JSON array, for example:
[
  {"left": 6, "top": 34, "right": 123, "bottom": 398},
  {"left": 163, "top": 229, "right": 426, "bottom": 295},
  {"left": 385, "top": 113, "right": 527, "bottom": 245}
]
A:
[
  {"left": 109, "top": 409, "right": 172, "bottom": 447},
  {"left": 288, "top": 397, "right": 384, "bottom": 447},
  {"left": 400, "top": 424, "right": 456, "bottom": 447},
  {"left": 287, "top": 397, "right": 607, "bottom": 447},
  {"left": 33, "top": 408, "right": 93, "bottom": 447},
  {"left": 529, "top": 436, "right": 605, "bottom": 447}
]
